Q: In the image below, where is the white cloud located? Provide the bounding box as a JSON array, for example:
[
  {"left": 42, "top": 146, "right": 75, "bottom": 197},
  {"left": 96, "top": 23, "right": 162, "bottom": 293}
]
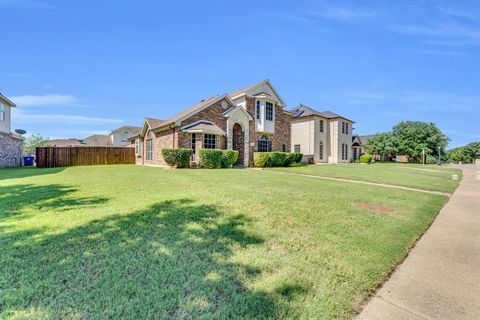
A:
[
  {"left": 10, "top": 94, "right": 83, "bottom": 107},
  {"left": 14, "top": 111, "right": 123, "bottom": 125}
]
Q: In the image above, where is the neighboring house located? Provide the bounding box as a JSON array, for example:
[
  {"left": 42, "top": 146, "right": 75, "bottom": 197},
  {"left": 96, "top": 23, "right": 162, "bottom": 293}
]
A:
[
  {"left": 0, "top": 93, "right": 23, "bottom": 167},
  {"left": 351, "top": 134, "right": 373, "bottom": 160},
  {"left": 83, "top": 126, "right": 141, "bottom": 147},
  {"left": 49, "top": 138, "right": 84, "bottom": 147},
  {"left": 290, "top": 104, "right": 354, "bottom": 164},
  {"left": 132, "top": 80, "right": 291, "bottom": 167}
]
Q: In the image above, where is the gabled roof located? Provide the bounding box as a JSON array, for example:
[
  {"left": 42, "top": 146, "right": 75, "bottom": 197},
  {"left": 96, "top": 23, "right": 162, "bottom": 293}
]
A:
[
  {"left": 145, "top": 118, "right": 165, "bottom": 129},
  {"left": 181, "top": 120, "right": 226, "bottom": 136},
  {"left": 228, "top": 79, "right": 286, "bottom": 107},
  {"left": 222, "top": 105, "right": 254, "bottom": 121},
  {"left": 0, "top": 93, "right": 16, "bottom": 107},
  {"left": 83, "top": 134, "right": 112, "bottom": 146},
  {"left": 291, "top": 104, "right": 354, "bottom": 123},
  {"left": 110, "top": 125, "right": 142, "bottom": 135},
  {"left": 49, "top": 138, "right": 84, "bottom": 146},
  {"left": 150, "top": 94, "right": 237, "bottom": 131}
]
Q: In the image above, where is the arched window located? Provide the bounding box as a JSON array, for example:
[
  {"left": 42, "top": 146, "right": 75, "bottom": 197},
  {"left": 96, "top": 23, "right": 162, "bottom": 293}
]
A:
[
  {"left": 319, "top": 142, "right": 323, "bottom": 160},
  {"left": 257, "top": 135, "right": 272, "bottom": 152}
]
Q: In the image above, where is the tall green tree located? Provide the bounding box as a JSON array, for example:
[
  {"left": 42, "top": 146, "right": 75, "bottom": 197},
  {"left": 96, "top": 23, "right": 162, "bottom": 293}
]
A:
[
  {"left": 447, "top": 142, "right": 480, "bottom": 164},
  {"left": 392, "top": 121, "right": 449, "bottom": 158},
  {"left": 24, "top": 133, "right": 51, "bottom": 154},
  {"left": 364, "top": 132, "right": 397, "bottom": 159}
]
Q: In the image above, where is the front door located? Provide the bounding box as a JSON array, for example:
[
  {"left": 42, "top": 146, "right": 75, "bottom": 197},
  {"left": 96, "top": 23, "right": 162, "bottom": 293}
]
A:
[{"left": 232, "top": 123, "right": 244, "bottom": 165}]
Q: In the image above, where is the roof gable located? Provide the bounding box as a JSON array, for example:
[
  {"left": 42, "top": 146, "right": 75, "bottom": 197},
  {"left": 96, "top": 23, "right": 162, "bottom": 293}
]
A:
[
  {"left": 291, "top": 104, "right": 354, "bottom": 123},
  {"left": 229, "top": 79, "right": 286, "bottom": 107},
  {"left": 0, "top": 93, "right": 16, "bottom": 107}
]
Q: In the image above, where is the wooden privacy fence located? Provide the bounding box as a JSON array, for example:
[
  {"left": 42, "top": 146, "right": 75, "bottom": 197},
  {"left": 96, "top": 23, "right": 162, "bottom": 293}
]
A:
[{"left": 36, "top": 147, "right": 136, "bottom": 168}]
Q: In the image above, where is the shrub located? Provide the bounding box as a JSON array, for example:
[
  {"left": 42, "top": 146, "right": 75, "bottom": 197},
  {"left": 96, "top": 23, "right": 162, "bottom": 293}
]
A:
[
  {"left": 359, "top": 154, "right": 373, "bottom": 163},
  {"left": 162, "top": 148, "right": 192, "bottom": 168},
  {"left": 199, "top": 149, "right": 223, "bottom": 168},
  {"left": 284, "top": 153, "right": 297, "bottom": 167},
  {"left": 293, "top": 153, "right": 303, "bottom": 163},
  {"left": 267, "top": 152, "right": 288, "bottom": 167},
  {"left": 254, "top": 152, "right": 271, "bottom": 168},
  {"left": 221, "top": 150, "right": 238, "bottom": 168}
]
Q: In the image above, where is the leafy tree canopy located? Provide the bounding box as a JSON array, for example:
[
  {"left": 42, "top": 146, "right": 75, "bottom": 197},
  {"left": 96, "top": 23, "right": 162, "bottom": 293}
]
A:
[
  {"left": 392, "top": 121, "right": 449, "bottom": 157},
  {"left": 364, "top": 132, "right": 396, "bottom": 157},
  {"left": 447, "top": 142, "right": 480, "bottom": 164},
  {"left": 24, "top": 133, "right": 51, "bottom": 154}
]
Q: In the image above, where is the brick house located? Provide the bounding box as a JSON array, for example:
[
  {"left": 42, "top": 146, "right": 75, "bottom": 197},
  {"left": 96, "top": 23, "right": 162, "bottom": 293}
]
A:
[
  {"left": 0, "top": 93, "right": 23, "bottom": 168},
  {"left": 132, "top": 80, "right": 292, "bottom": 167}
]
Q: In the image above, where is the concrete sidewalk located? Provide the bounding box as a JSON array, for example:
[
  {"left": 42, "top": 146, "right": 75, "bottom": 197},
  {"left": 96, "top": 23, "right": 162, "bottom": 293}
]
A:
[{"left": 358, "top": 165, "right": 480, "bottom": 320}]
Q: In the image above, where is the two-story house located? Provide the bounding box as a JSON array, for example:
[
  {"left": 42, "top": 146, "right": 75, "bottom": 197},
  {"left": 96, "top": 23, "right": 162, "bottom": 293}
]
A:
[
  {"left": 132, "top": 80, "right": 291, "bottom": 166},
  {"left": 0, "top": 93, "right": 23, "bottom": 167},
  {"left": 290, "top": 104, "right": 354, "bottom": 163}
]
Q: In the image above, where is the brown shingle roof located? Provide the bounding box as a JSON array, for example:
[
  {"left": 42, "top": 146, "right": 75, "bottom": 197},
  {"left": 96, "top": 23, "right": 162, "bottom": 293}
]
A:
[
  {"left": 150, "top": 96, "right": 220, "bottom": 130},
  {"left": 145, "top": 118, "right": 164, "bottom": 128},
  {"left": 83, "top": 134, "right": 113, "bottom": 146},
  {"left": 49, "top": 139, "right": 83, "bottom": 147},
  {"left": 291, "top": 104, "right": 354, "bottom": 123},
  {"left": 181, "top": 120, "right": 226, "bottom": 135}
]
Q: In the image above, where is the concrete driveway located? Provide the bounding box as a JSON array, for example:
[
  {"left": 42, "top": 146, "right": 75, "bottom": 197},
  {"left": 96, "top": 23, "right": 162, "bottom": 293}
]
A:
[{"left": 358, "top": 164, "right": 480, "bottom": 320}]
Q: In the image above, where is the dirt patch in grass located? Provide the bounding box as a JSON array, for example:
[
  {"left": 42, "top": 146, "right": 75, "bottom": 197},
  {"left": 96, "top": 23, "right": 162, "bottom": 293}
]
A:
[{"left": 356, "top": 202, "right": 394, "bottom": 214}]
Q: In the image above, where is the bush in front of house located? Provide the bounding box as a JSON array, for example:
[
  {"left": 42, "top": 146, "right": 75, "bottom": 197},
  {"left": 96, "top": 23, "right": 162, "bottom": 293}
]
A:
[
  {"left": 162, "top": 148, "right": 193, "bottom": 168},
  {"left": 359, "top": 154, "right": 373, "bottom": 163},
  {"left": 221, "top": 150, "right": 239, "bottom": 168},
  {"left": 253, "top": 152, "right": 271, "bottom": 167},
  {"left": 254, "top": 152, "right": 304, "bottom": 167},
  {"left": 199, "top": 149, "right": 223, "bottom": 169},
  {"left": 267, "top": 152, "right": 288, "bottom": 167}
]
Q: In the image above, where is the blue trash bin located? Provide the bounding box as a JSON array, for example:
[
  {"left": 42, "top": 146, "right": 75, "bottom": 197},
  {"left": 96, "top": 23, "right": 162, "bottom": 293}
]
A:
[{"left": 23, "top": 156, "right": 34, "bottom": 166}]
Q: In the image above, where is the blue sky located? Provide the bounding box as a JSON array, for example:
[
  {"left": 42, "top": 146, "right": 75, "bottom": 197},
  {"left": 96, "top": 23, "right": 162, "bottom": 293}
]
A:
[{"left": 1, "top": 0, "right": 479, "bottom": 148}]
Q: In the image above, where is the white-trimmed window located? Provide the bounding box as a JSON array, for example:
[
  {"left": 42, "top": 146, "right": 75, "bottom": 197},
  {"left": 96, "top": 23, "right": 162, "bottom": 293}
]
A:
[
  {"left": 135, "top": 139, "right": 142, "bottom": 156},
  {"left": 0, "top": 104, "right": 5, "bottom": 122},
  {"left": 204, "top": 134, "right": 216, "bottom": 149},
  {"left": 345, "top": 123, "right": 349, "bottom": 134},
  {"left": 146, "top": 139, "right": 153, "bottom": 160},
  {"left": 294, "top": 144, "right": 301, "bottom": 153},
  {"left": 256, "top": 100, "right": 261, "bottom": 120},
  {"left": 319, "top": 120, "right": 324, "bottom": 133},
  {"left": 265, "top": 101, "right": 273, "bottom": 121},
  {"left": 319, "top": 142, "right": 323, "bottom": 160},
  {"left": 258, "top": 135, "right": 272, "bottom": 152}
]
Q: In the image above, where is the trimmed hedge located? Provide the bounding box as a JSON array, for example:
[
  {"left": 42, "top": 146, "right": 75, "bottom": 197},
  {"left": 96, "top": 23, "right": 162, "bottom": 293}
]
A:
[
  {"left": 221, "top": 150, "right": 239, "bottom": 168},
  {"left": 162, "top": 148, "right": 192, "bottom": 168},
  {"left": 253, "top": 152, "right": 270, "bottom": 168},
  {"left": 254, "top": 152, "right": 303, "bottom": 167},
  {"left": 359, "top": 154, "right": 373, "bottom": 163},
  {"left": 199, "top": 149, "right": 223, "bottom": 169}
]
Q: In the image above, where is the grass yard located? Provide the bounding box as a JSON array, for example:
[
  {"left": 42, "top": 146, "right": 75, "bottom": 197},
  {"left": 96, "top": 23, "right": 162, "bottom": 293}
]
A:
[
  {"left": 267, "top": 163, "right": 462, "bottom": 193},
  {"left": 0, "top": 165, "right": 451, "bottom": 319}
]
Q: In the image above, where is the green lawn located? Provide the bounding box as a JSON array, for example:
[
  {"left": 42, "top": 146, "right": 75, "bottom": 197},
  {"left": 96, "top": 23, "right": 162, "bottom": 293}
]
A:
[
  {"left": 267, "top": 163, "right": 462, "bottom": 193},
  {"left": 0, "top": 165, "right": 450, "bottom": 319}
]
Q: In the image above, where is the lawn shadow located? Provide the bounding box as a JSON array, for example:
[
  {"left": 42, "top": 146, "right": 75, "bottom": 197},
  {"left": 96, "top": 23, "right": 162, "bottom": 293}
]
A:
[
  {"left": 1, "top": 199, "right": 285, "bottom": 319},
  {"left": 0, "top": 167, "right": 65, "bottom": 181},
  {"left": 0, "top": 183, "right": 110, "bottom": 219}
]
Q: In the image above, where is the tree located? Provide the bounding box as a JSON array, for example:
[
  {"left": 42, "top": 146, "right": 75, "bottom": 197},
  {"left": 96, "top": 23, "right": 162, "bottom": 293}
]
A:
[
  {"left": 24, "top": 133, "right": 51, "bottom": 154},
  {"left": 392, "top": 121, "right": 449, "bottom": 159},
  {"left": 364, "top": 132, "right": 397, "bottom": 160},
  {"left": 447, "top": 142, "right": 480, "bottom": 164}
]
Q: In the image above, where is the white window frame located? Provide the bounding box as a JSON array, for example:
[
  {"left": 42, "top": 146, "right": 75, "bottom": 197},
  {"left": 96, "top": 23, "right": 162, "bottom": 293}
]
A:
[
  {"left": 146, "top": 139, "right": 153, "bottom": 160},
  {"left": 135, "top": 139, "right": 142, "bottom": 156},
  {"left": 256, "top": 100, "right": 261, "bottom": 120},
  {"left": 0, "top": 104, "right": 5, "bottom": 122},
  {"left": 265, "top": 101, "right": 273, "bottom": 121},
  {"left": 257, "top": 135, "right": 272, "bottom": 152}
]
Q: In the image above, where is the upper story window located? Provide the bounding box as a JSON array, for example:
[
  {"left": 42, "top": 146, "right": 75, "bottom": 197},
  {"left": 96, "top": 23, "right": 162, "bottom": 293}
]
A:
[
  {"left": 256, "top": 100, "right": 261, "bottom": 120},
  {"left": 319, "top": 120, "right": 324, "bottom": 133},
  {"left": 341, "top": 122, "right": 349, "bottom": 134},
  {"left": 0, "top": 104, "right": 5, "bottom": 122},
  {"left": 258, "top": 135, "right": 272, "bottom": 152},
  {"left": 146, "top": 139, "right": 153, "bottom": 160},
  {"left": 204, "top": 134, "right": 216, "bottom": 149},
  {"left": 341, "top": 122, "right": 345, "bottom": 134},
  {"left": 345, "top": 123, "right": 349, "bottom": 134},
  {"left": 121, "top": 131, "right": 130, "bottom": 142},
  {"left": 265, "top": 102, "right": 273, "bottom": 121}
]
